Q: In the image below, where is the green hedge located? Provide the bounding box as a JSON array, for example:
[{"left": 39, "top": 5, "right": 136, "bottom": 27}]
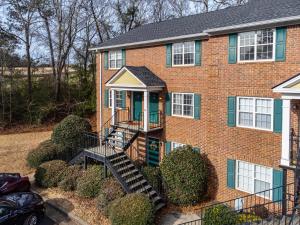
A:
[
  {"left": 76, "top": 165, "right": 103, "bottom": 198},
  {"left": 203, "top": 205, "right": 238, "bottom": 225},
  {"left": 58, "top": 165, "right": 83, "bottom": 191},
  {"left": 160, "top": 145, "right": 208, "bottom": 205},
  {"left": 27, "top": 140, "right": 65, "bottom": 168},
  {"left": 108, "top": 193, "right": 154, "bottom": 225},
  {"left": 142, "top": 166, "right": 161, "bottom": 191},
  {"left": 96, "top": 178, "right": 125, "bottom": 215},
  {"left": 35, "top": 160, "right": 68, "bottom": 188},
  {"left": 52, "top": 115, "right": 92, "bottom": 148}
]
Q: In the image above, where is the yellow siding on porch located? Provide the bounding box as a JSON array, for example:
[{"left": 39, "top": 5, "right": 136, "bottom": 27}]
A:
[
  {"left": 112, "top": 71, "right": 144, "bottom": 86},
  {"left": 288, "top": 82, "right": 300, "bottom": 89}
]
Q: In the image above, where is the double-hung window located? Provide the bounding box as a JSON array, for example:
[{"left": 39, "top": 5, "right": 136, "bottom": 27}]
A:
[
  {"left": 238, "top": 29, "right": 275, "bottom": 62},
  {"left": 109, "top": 50, "right": 122, "bottom": 69},
  {"left": 236, "top": 161, "right": 272, "bottom": 199},
  {"left": 237, "top": 97, "right": 273, "bottom": 131},
  {"left": 172, "top": 93, "right": 194, "bottom": 118},
  {"left": 173, "top": 42, "right": 195, "bottom": 66},
  {"left": 172, "top": 142, "right": 185, "bottom": 151},
  {"left": 109, "top": 90, "right": 123, "bottom": 108}
]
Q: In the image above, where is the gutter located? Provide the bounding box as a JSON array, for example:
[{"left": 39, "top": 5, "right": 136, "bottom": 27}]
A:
[{"left": 89, "top": 15, "right": 300, "bottom": 52}]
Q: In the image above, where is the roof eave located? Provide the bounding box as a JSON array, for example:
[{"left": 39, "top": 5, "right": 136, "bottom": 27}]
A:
[{"left": 204, "top": 15, "right": 300, "bottom": 35}]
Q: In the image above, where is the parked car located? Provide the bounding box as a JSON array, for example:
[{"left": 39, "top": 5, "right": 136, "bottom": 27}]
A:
[
  {"left": 0, "top": 192, "right": 45, "bottom": 225},
  {"left": 0, "top": 174, "right": 30, "bottom": 195}
]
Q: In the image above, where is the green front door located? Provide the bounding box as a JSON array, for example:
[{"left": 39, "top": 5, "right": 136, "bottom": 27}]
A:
[
  {"left": 133, "top": 92, "right": 143, "bottom": 121},
  {"left": 147, "top": 137, "right": 160, "bottom": 166},
  {"left": 149, "top": 93, "right": 159, "bottom": 124}
]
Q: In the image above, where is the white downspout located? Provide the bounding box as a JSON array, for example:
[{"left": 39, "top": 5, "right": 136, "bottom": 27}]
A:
[{"left": 99, "top": 52, "right": 103, "bottom": 134}]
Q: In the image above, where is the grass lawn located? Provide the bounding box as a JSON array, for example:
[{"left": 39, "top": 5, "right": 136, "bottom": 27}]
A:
[{"left": 0, "top": 131, "right": 51, "bottom": 175}]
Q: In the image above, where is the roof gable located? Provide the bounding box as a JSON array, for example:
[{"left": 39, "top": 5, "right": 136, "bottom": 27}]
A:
[{"left": 273, "top": 73, "right": 300, "bottom": 94}]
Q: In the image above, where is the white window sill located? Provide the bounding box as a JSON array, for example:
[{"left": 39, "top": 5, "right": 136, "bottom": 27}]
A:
[
  {"left": 236, "top": 125, "right": 273, "bottom": 132},
  {"left": 237, "top": 59, "right": 275, "bottom": 64},
  {"left": 172, "top": 64, "right": 195, "bottom": 68},
  {"left": 171, "top": 114, "right": 194, "bottom": 119},
  {"left": 236, "top": 187, "right": 272, "bottom": 200}
]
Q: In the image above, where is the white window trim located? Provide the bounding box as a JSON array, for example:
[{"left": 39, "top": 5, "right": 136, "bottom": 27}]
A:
[
  {"left": 172, "top": 41, "right": 195, "bottom": 67},
  {"left": 109, "top": 50, "right": 122, "bottom": 70},
  {"left": 109, "top": 90, "right": 123, "bottom": 109},
  {"left": 171, "top": 142, "right": 185, "bottom": 151},
  {"left": 236, "top": 96, "right": 274, "bottom": 132},
  {"left": 237, "top": 29, "right": 276, "bottom": 63},
  {"left": 235, "top": 160, "right": 273, "bottom": 200},
  {"left": 171, "top": 92, "right": 194, "bottom": 119}
]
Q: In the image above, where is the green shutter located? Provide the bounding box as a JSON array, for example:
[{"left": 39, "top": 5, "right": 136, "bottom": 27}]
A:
[
  {"left": 273, "top": 99, "right": 283, "bottom": 133},
  {"left": 194, "top": 94, "right": 201, "bottom": 120},
  {"left": 227, "top": 97, "right": 236, "bottom": 127},
  {"left": 275, "top": 27, "right": 287, "bottom": 62},
  {"left": 166, "top": 44, "right": 172, "bottom": 67},
  {"left": 104, "top": 128, "right": 109, "bottom": 138},
  {"left": 227, "top": 159, "right": 236, "bottom": 189},
  {"left": 104, "top": 89, "right": 109, "bottom": 108},
  {"left": 195, "top": 40, "right": 202, "bottom": 66},
  {"left": 121, "top": 91, "right": 126, "bottom": 109},
  {"left": 273, "top": 169, "right": 283, "bottom": 202},
  {"left": 165, "top": 142, "right": 171, "bottom": 155},
  {"left": 104, "top": 51, "right": 109, "bottom": 70},
  {"left": 192, "top": 147, "right": 200, "bottom": 153},
  {"left": 228, "top": 34, "right": 237, "bottom": 64},
  {"left": 166, "top": 93, "right": 172, "bottom": 116},
  {"left": 122, "top": 49, "right": 126, "bottom": 66}
]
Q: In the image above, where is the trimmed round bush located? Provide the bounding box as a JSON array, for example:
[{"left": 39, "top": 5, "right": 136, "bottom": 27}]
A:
[
  {"left": 203, "top": 205, "right": 238, "bottom": 225},
  {"left": 108, "top": 193, "right": 154, "bottom": 225},
  {"left": 58, "top": 165, "right": 83, "bottom": 191},
  {"left": 160, "top": 145, "right": 208, "bottom": 205},
  {"left": 76, "top": 165, "right": 103, "bottom": 198},
  {"left": 142, "top": 166, "right": 161, "bottom": 191},
  {"left": 27, "top": 140, "right": 64, "bottom": 168},
  {"left": 52, "top": 115, "right": 92, "bottom": 148},
  {"left": 35, "top": 160, "right": 68, "bottom": 188},
  {"left": 96, "top": 178, "right": 125, "bottom": 214}
]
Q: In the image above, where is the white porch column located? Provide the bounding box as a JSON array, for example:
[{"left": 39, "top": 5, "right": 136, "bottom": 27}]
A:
[
  {"left": 281, "top": 99, "right": 291, "bottom": 166},
  {"left": 143, "top": 91, "right": 149, "bottom": 132},
  {"left": 111, "top": 89, "right": 116, "bottom": 125}
]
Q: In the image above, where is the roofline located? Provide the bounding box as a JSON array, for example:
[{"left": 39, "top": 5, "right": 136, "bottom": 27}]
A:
[
  {"left": 90, "top": 15, "right": 300, "bottom": 52},
  {"left": 89, "top": 33, "right": 209, "bottom": 51},
  {"left": 204, "top": 15, "right": 300, "bottom": 35}
]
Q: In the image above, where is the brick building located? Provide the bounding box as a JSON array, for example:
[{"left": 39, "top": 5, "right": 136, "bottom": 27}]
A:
[{"left": 91, "top": 0, "right": 300, "bottom": 204}]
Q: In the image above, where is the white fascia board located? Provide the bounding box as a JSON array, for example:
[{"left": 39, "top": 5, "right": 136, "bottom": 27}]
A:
[
  {"left": 273, "top": 74, "right": 300, "bottom": 93},
  {"left": 89, "top": 33, "right": 209, "bottom": 51},
  {"left": 204, "top": 16, "right": 300, "bottom": 34}
]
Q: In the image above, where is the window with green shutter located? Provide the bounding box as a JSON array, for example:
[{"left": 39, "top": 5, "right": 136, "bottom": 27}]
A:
[
  {"left": 228, "top": 34, "right": 237, "bottom": 64},
  {"left": 275, "top": 27, "right": 287, "bottom": 62},
  {"left": 104, "top": 52, "right": 109, "bottom": 70},
  {"left": 227, "top": 97, "right": 236, "bottom": 127},
  {"left": 165, "top": 93, "right": 172, "bottom": 116},
  {"left": 194, "top": 94, "right": 201, "bottom": 120},
  {"left": 272, "top": 169, "right": 283, "bottom": 201},
  {"left": 227, "top": 159, "right": 236, "bottom": 189},
  {"left": 104, "top": 89, "right": 109, "bottom": 108},
  {"left": 273, "top": 99, "right": 282, "bottom": 133},
  {"left": 122, "top": 49, "right": 126, "bottom": 66},
  {"left": 166, "top": 44, "right": 172, "bottom": 67},
  {"left": 195, "top": 40, "right": 202, "bottom": 66}
]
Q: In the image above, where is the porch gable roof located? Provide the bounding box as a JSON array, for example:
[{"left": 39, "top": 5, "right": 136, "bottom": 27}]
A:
[
  {"left": 106, "top": 66, "right": 166, "bottom": 88},
  {"left": 273, "top": 73, "right": 300, "bottom": 94}
]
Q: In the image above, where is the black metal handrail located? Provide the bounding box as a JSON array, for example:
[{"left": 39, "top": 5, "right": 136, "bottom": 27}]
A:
[
  {"left": 179, "top": 183, "right": 296, "bottom": 225},
  {"left": 290, "top": 128, "right": 300, "bottom": 166}
]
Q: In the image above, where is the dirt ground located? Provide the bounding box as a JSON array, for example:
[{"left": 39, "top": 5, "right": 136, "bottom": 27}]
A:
[{"left": 0, "top": 131, "right": 52, "bottom": 175}]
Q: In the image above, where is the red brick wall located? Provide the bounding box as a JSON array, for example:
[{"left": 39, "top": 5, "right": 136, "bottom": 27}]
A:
[{"left": 96, "top": 25, "right": 300, "bottom": 202}]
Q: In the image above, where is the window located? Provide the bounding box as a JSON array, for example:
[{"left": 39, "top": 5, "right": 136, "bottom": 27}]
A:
[
  {"left": 172, "top": 142, "right": 185, "bottom": 151},
  {"left": 238, "top": 29, "right": 275, "bottom": 62},
  {"left": 172, "top": 93, "right": 194, "bottom": 118},
  {"left": 237, "top": 97, "right": 273, "bottom": 131},
  {"left": 173, "top": 42, "right": 195, "bottom": 66},
  {"left": 109, "top": 50, "right": 122, "bottom": 69},
  {"left": 236, "top": 161, "right": 272, "bottom": 199},
  {"left": 109, "top": 90, "right": 123, "bottom": 108}
]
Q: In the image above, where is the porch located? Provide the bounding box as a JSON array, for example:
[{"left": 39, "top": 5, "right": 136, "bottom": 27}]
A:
[{"left": 105, "top": 66, "right": 166, "bottom": 133}]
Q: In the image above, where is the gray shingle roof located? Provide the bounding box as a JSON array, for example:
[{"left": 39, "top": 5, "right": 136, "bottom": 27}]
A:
[
  {"left": 97, "top": 0, "right": 300, "bottom": 49},
  {"left": 125, "top": 66, "right": 166, "bottom": 87}
]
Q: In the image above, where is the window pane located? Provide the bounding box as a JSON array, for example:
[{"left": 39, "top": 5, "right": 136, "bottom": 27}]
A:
[
  {"left": 174, "top": 54, "right": 183, "bottom": 65},
  {"left": 239, "top": 32, "right": 255, "bottom": 61},
  {"left": 184, "top": 42, "right": 194, "bottom": 53},
  {"left": 183, "top": 105, "right": 193, "bottom": 117},
  {"left": 173, "top": 43, "right": 183, "bottom": 54},
  {"left": 109, "top": 60, "right": 116, "bottom": 68},
  {"left": 173, "top": 104, "right": 182, "bottom": 115},
  {"left": 116, "top": 59, "right": 123, "bottom": 68},
  {"left": 239, "top": 98, "right": 253, "bottom": 112},
  {"left": 255, "top": 180, "right": 271, "bottom": 198},
  {"left": 256, "top": 29, "right": 274, "bottom": 60},
  {"left": 184, "top": 53, "right": 194, "bottom": 64},
  {"left": 109, "top": 90, "right": 112, "bottom": 107},
  {"left": 184, "top": 94, "right": 193, "bottom": 105},
  {"left": 256, "top": 114, "right": 271, "bottom": 129},
  {"left": 240, "top": 46, "right": 255, "bottom": 61},
  {"left": 256, "top": 99, "right": 272, "bottom": 114},
  {"left": 116, "top": 51, "right": 122, "bottom": 59},
  {"left": 239, "top": 112, "right": 253, "bottom": 126},
  {"left": 173, "top": 94, "right": 182, "bottom": 104},
  {"left": 109, "top": 52, "right": 116, "bottom": 60},
  {"left": 237, "top": 161, "right": 253, "bottom": 193}
]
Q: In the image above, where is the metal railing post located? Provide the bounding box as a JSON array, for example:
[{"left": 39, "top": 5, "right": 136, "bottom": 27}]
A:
[{"left": 282, "top": 168, "right": 287, "bottom": 216}]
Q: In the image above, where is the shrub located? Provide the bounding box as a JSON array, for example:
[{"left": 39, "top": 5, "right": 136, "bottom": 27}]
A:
[
  {"left": 35, "top": 160, "right": 68, "bottom": 188},
  {"left": 236, "top": 213, "right": 261, "bottom": 224},
  {"left": 96, "top": 178, "right": 125, "bottom": 214},
  {"left": 142, "top": 166, "right": 161, "bottom": 191},
  {"left": 52, "top": 115, "right": 92, "bottom": 148},
  {"left": 203, "top": 205, "right": 238, "bottom": 225},
  {"left": 108, "top": 193, "right": 154, "bottom": 225},
  {"left": 250, "top": 204, "right": 269, "bottom": 219},
  {"left": 160, "top": 145, "right": 208, "bottom": 205},
  {"left": 58, "top": 165, "right": 83, "bottom": 191},
  {"left": 27, "top": 140, "right": 65, "bottom": 168},
  {"left": 76, "top": 165, "right": 103, "bottom": 198}
]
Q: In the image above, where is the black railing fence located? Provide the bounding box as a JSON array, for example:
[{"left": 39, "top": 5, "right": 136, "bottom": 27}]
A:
[
  {"left": 179, "top": 183, "right": 297, "bottom": 225},
  {"left": 291, "top": 128, "right": 300, "bottom": 166}
]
